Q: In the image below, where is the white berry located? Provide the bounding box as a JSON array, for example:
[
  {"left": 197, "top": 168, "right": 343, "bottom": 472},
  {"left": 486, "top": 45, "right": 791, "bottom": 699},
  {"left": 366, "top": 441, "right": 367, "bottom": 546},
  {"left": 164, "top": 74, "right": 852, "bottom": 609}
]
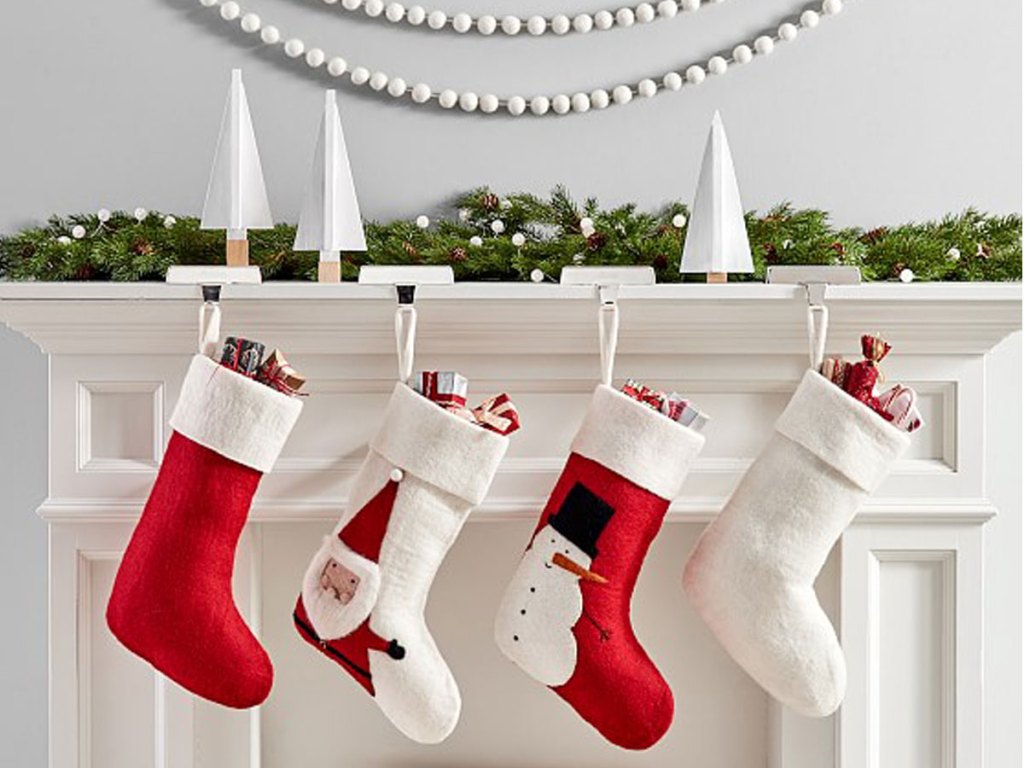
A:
[
  {"left": 284, "top": 38, "right": 305, "bottom": 58},
  {"left": 71, "top": 225, "right": 86, "bottom": 239},
  {"left": 511, "top": 232, "right": 527, "bottom": 246},
  {"left": 580, "top": 217, "right": 595, "bottom": 234},
  {"left": 530, "top": 268, "right": 545, "bottom": 283},
  {"left": 97, "top": 208, "right": 111, "bottom": 223},
  {"left": 470, "top": 236, "right": 484, "bottom": 246},
  {"left": 531, "top": 95, "right": 550, "bottom": 115},
  {"left": 507, "top": 95, "right": 527, "bottom": 115},
  {"left": 663, "top": 71, "right": 683, "bottom": 90},
  {"left": 946, "top": 247, "right": 961, "bottom": 261},
  {"left": 134, "top": 207, "right": 148, "bottom": 221},
  {"left": 491, "top": 219, "right": 506, "bottom": 234},
  {"left": 733, "top": 44, "right": 753, "bottom": 63},
  {"left": 415, "top": 215, "right": 430, "bottom": 228},
  {"left": 899, "top": 268, "right": 915, "bottom": 283},
  {"left": 672, "top": 213, "right": 687, "bottom": 228},
  {"left": 453, "top": 12, "right": 472, "bottom": 32},
  {"left": 327, "top": 57, "right": 348, "bottom": 76},
  {"left": 57, "top": 236, "right": 71, "bottom": 245},
  {"left": 550, "top": 14, "right": 571, "bottom": 34}
]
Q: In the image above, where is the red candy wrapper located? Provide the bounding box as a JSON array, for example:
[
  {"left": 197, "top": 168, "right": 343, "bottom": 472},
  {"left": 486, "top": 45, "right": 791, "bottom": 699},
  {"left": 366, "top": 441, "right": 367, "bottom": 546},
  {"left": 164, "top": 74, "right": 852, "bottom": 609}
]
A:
[
  {"left": 620, "top": 378, "right": 708, "bottom": 431},
  {"left": 877, "top": 385, "right": 923, "bottom": 433},
  {"left": 411, "top": 370, "right": 520, "bottom": 436},
  {"left": 843, "top": 334, "right": 892, "bottom": 407}
]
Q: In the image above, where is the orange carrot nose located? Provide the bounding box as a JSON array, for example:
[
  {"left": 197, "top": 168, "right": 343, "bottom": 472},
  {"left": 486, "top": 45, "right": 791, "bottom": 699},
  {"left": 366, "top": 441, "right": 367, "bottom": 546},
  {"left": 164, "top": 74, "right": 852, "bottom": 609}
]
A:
[{"left": 552, "top": 552, "right": 607, "bottom": 584}]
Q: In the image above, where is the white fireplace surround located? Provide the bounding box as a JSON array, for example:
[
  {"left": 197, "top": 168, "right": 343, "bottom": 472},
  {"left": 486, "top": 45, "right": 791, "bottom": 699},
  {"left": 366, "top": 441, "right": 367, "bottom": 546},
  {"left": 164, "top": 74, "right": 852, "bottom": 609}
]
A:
[{"left": 0, "top": 281, "right": 1020, "bottom": 768}]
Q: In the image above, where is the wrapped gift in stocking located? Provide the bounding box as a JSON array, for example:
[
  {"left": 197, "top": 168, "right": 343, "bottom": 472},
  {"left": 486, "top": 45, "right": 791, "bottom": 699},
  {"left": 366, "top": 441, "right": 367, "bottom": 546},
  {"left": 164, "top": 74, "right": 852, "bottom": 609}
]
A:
[{"left": 107, "top": 341, "right": 304, "bottom": 708}]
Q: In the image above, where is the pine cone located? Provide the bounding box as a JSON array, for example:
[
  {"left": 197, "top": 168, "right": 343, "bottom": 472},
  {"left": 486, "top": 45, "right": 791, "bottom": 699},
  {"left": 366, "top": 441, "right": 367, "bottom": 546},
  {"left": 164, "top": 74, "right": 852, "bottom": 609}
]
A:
[
  {"left": 132, "top": 239, "right": 154, "bottom": 256},
  {"left": 892, "top": 261, "right": 906, "bottom": 277},
  {"left": 449, "top": 247, "right": 467, "bottom": 262},
  {"left": 762, "top": 242, "right": 779, "bottom": 264},
  {"left": 830, "top": 241, "right": 846, "bottom": 257},
  {"left": 586, "top": 231, "right": 606, "bottom": 251},
  {"left": 652, "top": 254, "right": 668, "bottom": 271},
  {"left": 481, "top": 193, "right": 500, "bottom": 211},
  {"left": 859, "top": 226, "right": 888, "bottom": 245},
  {"left": 976, "top": 242, "right": 991, "bottom": 259},
  {"left": 402, "top": 241, "right": 418, "bottom": 259}
]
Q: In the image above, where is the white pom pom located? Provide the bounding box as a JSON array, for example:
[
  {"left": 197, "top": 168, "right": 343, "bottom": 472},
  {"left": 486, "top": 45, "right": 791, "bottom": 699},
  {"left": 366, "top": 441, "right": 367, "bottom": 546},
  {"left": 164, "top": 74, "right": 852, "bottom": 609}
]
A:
[
  {"left": 778, "top": 22, "right": 798, "bottom": 41},
  {"left": 573, "top": 14, "right": 593, "bottom": 33},
  {"left": 134, "top": 207, "right": 148, "bottom": 222},
  {"left": 590, "top": 89, "right": 610, "bottom": 109},
  {"left": 636, "top": 3, "right": 655, "bottom": 22},
  {"left": 502, "top": 15, "right": 522, "bottom": 34},
  {"left": 528, "top": 15, "right": 547, "bottom": 34},
  {"left": 637, "top": 78, "right": 657, "bottom": 98},
  {"left": 410, "top": 83, "right": 431, "bottom": 102},
  {"left": 511, "top": 232, "right": 526, "bottom": 246},
  {"left": 733, "top": 43, "right": 753, "bottom": 63},
  {"left": 428, "top": 10, "right": 447, "bottom": 28},
  {"left": 97, "top": 208, "right": 111, "bottom": 223},
  {"left": 616, "top": 8, "right": 635, "bottom": 26},
  {"left": 364, "top": 0, "right": 384, "bottom": 16},
  {"left": 530, "top": 268, "right": 545, "bottom": 283},
  {"left": 199, "top": 0, "right": 218, "bottom": 7},
  {"left": 470, "top": 236, "right": 484, "bottom": 246},
  {"left": 550, "top": 14, "right": 571, "bottom": 34},
  {"left": 350, "top": 67, "right": 370, "bottom": 85},
  {"left": 754, "top": 35, "right": 775, "bottom": 55},
  {"left": 305, "top": 48, "right": 325, "bottom": 68},
  {"left": 389, "top": 467, "right": 404, "bottom": 482},
  {"left": 260, "top": 25, "right": 281, "bottom": 44},
  {"left": 438, "top": 89, "right": 458, "bottom": 108},
  {"left": 800, "top": 10, "right": 820, "bottom": 27},
  {"left": 571, "top": 92, "right": 591, "bottom": 112},
  {"left": 822, "top": 0, "right": 843, "bottom": 15},
  {"left": 57, "top": 236, "right": 72, "bottom": 246},
  {"left": 71, "top": 225, "right": 86, "bottom": 239},
  {"left": 899, "top": 268, "right": 915, "bottom": 283},
  {"left": 685, "top": 65, "right": 706, "bottom": 84},
  {"left": 946, "top": 246, "right": 961, "bottom": 261},
  {"left": 406, "top": 5, "right": 425, "bottom": 24},
  {"left": 663, "top": 71, "right": 683, "bottom": 90},
  {"left": 657, "top": 0, "right": 677, "bottom": 18},
  {"left": 531, "top": 95, "right": 550, "bottom": 115},
  {"left": 580, "top": 217, "right": 595, "bottom": 235},
  {"left": 415, "top": 215, "right": 430, "bottom": 229},
  {"left": 328, "top": 57, "right": 348, "bottom": 76},
  {"left": 369, "top": 71, "right": 388, "bottom": 91},
  {"left": 491, "top": 219, "right": 506, "bottom": 234},
  {"left": 477, "top": 14, "right": 497, "bottom": 33},
  {"left": 342, "top": 0, "right": 361, "bottom": 9},
  {"left": 385, "top": 2, "right": 405, "bottom": 21},
  {"left": 459, "top": 91, "right": 479, "bottom": 112},
  {"left": 681, "top": 0, "right": 700, "bottom": 10},
  {"left": 388, "top": 77, "right": 407, "bottom": 97},
  {"left": 572, "top": 253, "right": 586, "bottom": 264},
  {"left": 480, "top": 93, "right": 499, "bottom": 113},
  {"left": 284, "top": 38, "right": 305, "bottom": 58},
  {"left": 507, "top": 95, "right": 527, "bottom": 115},
  {"left": 453, "top": 12, "right": 472, "bottom": 32},
  {"left": 220, "top": 2, "right": 241, "bottom": 21},
  {"left": 240, "top": 13, "right": 261, "bottom": 32},
  {"left": 594, "top": 10, "right": 614, "bottom": 29},
  {"left": 163, "top": 215, "right": 177, "bottom": 229},
  {"left": 672, "top": 213, "right": 687, "bottom": 228},
  {"left": 552, "top": 94, "right": 571, "bottom": 114},
  {"left": 612, "top": 84, "right": 633, "bottom": 104},
  {"left": 705, "top": 55, "right": 726, "bottom": 75}
]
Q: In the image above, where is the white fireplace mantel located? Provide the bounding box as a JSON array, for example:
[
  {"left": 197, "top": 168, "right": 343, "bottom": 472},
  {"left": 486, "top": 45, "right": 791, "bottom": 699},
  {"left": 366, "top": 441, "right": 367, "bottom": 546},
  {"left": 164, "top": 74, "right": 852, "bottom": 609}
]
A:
[{"left": 1, "top": 281, "right": 1020, "bottom": 768}]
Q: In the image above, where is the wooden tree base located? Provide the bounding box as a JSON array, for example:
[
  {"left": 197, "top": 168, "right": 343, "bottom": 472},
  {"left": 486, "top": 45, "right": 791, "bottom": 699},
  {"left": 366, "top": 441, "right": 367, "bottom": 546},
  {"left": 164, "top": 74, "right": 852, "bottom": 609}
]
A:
[
  {"left": 226, "top": 239, "right": 249, "bottom": 267},
  {"left": 707, "top": 272, "right": 728, "bottom": 284},
  {"left": 318, "top": 261, "right": 341, "bottom": 283}
]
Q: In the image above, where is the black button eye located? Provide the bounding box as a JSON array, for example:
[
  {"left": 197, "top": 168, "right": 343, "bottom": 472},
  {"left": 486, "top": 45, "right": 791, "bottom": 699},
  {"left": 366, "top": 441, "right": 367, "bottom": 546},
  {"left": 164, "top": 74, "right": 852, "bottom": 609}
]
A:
[
  {"left": 350, "top": 579, "right": 356, "bottom": 584},
  {"left": 513, "top": 635, "right": 519, "bottom": 642},
  {"left": 520, "top": 609, "right": 526, "bottom": 615},
  {"left": 530, "top": 587, "right": 536, "bottom": 592},
  {"left": 550, "top": 539, "right": 555, "bottom": 543}
]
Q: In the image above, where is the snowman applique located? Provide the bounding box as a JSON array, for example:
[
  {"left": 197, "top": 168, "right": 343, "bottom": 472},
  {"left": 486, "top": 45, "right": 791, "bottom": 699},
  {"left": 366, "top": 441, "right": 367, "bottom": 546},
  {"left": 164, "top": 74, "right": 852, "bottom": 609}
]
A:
[{"left": 496, "top": 483, "right": 615, "bottom": 686}]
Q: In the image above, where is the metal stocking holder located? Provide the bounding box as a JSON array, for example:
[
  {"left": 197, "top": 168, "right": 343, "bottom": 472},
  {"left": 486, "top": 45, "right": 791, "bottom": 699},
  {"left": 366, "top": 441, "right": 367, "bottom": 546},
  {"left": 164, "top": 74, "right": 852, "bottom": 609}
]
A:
[
  {"left": 358, "top": 265, "right": 455, "bottom": 382},
  {"left": 560, "top": 266, "right": 656, "bottom": 386},
  {"left": 166, "top": 264, "right": 262, "bottom": 358},
  {"left": 766, "top": 265, "right": 862, "bottom": 370}
]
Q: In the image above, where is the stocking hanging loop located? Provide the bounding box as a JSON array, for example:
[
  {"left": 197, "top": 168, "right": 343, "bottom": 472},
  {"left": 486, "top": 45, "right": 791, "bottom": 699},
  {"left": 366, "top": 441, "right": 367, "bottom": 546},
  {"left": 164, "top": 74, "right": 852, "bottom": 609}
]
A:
[
  {"left": 395, "top": 303, "right": 417, "bottom": 384},
  {"left": 198, "top": 289, "right": 222, "bottom": 359},
  {"left": 598, "top": 289, "right": 620, "bottom": 388},
  {"left": 165, "top": 265, "right": 263, "bottom": 359}
]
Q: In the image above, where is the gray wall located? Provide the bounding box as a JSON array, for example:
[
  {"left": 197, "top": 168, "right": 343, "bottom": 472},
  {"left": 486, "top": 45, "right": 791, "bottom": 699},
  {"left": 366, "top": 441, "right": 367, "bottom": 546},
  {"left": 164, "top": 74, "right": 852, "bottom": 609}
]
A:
[{"left": 0, "top": 0, "right": 1020, "bottom": 763}]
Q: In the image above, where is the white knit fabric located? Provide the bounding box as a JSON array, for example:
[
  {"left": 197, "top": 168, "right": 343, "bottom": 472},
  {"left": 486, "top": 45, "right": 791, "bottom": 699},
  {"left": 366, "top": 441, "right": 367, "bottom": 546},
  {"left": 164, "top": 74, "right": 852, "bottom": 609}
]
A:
[
  {"left": 683, "top": 370, "right": 910, "bottom": 716},
  {"left": 169, "top": 354, "right": 303, "bottom": 473},
  {"left": 326, "top": 383, "right": 508, "bottom": 743},
  {"left": 572, "top": 384, "right": 706, "bottom": 499}
]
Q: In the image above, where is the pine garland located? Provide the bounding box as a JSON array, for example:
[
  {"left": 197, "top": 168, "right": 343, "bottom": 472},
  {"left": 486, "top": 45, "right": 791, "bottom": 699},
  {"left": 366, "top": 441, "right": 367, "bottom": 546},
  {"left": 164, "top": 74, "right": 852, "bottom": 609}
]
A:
[{"left": 1, "top": 187, "right": 1020, "bottom": 282}]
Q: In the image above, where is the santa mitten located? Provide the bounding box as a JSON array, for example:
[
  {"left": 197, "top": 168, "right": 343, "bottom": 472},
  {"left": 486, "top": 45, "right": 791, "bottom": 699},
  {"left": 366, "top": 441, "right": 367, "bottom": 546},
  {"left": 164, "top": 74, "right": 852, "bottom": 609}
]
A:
[
  {"left": 294, "top": 382, "right": 509, "bottom": 744},
  {"left": 683, "top": 369, "right": 910, "bottom": 716},
  {"left": 495, "top": 384, "right": 705, "bottom": 750},
  {"left": 107, "top": 354, "right": 302, "bottom": 708}
]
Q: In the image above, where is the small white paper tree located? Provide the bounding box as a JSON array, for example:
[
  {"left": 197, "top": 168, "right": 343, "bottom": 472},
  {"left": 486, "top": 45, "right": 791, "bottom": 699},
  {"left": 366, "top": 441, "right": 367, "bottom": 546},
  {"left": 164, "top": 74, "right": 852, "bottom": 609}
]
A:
[
  {"left": 293, "top": 90, "right": 367, "bottom": 283},
  {"left": 201, "top": 69, "right": 273, "bottom": 267},
  {"left": 680, "top": 111, "right": 753, "bottom": 283}
]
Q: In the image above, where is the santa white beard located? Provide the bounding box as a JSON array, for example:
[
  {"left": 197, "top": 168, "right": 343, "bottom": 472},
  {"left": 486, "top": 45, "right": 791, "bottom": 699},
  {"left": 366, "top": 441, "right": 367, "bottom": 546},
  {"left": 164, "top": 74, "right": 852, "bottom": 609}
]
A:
[{"left": 495, "top": 524, "right": 591, "bottom": 687}]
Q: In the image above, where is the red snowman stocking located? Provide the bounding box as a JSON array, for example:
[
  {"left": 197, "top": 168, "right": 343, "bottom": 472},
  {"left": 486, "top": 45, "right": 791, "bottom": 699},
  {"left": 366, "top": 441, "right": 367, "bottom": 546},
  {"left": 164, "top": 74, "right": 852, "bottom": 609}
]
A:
[
  {"left": 107, "top": 354, "right": 302, "bottom": 708},
  {"left": 495, "top": 384, "right": 705, "bottom": 750}
]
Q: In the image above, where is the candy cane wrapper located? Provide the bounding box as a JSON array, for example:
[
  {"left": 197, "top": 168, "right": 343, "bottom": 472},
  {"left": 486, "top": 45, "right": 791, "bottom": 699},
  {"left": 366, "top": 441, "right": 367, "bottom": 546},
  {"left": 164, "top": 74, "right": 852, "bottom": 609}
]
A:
[
  {"left": 620, "top": 379, "right": 708, "bottom": 431},
  {"left": 411, "top": 371, "right": 468, "bottom": 408},
  {"left": 411, "top": 370, "right": 521, "bottom": 436}
]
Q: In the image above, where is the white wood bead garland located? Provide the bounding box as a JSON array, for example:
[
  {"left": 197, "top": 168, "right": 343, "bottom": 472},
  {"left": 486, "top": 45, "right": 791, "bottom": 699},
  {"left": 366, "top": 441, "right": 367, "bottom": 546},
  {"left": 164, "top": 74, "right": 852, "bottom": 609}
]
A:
[
  {"left": 206, "top": 0, "right": 850, "bottom": 117},
  {"left": 324, "top": 0, "right": 724, "bottom": 36}
]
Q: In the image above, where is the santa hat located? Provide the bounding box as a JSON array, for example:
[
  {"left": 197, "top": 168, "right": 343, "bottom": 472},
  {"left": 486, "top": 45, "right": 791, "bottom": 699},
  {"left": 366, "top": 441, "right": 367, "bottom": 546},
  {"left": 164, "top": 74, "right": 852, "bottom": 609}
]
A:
[{"left": 302, "top": 483, "right": 397, "bottom": 640}]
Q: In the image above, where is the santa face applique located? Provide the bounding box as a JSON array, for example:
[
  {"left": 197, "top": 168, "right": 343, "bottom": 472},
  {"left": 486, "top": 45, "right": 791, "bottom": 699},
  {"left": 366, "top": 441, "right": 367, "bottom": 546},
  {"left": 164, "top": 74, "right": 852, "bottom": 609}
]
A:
[
  {"left": 495, "top": 483, "right": 614, "bottom": 687},
  {"left": 320, "top": 559, "right": 360, "bottom": 604}
]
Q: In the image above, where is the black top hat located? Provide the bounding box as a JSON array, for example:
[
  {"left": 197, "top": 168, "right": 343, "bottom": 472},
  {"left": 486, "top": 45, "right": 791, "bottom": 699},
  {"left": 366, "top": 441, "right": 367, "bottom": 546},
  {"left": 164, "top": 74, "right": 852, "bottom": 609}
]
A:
[{"left": 548, "top": 483, "right": 615, "bottom": 560}]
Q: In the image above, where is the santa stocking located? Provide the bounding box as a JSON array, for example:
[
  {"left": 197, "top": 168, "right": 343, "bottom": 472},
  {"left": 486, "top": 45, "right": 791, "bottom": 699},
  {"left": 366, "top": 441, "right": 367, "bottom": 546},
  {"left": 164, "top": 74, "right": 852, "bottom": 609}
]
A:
[
  {"left": 107, "top": 354, "right": 302, "bottom": 708},
  {"left": 295, "top": 382, "right": 509, "bottom": 744},
  {"left": 495, "top": 384, "right": 705, "bottom": 750},
  {"left": 683, "top": 370, "right": 910, "bottom": 716}
]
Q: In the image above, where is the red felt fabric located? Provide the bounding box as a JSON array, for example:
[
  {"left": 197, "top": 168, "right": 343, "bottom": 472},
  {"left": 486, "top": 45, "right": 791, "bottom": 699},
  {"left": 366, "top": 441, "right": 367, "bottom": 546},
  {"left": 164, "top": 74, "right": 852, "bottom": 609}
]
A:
[
  {"left": 106, "top": 431, "right": 271, "bottom": 709},
  {"left": 293, "top": 481, "right": 401, "bottom": 697},
  {"left": 540, "top": 453, "right": 674, "bottom": 750}
]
